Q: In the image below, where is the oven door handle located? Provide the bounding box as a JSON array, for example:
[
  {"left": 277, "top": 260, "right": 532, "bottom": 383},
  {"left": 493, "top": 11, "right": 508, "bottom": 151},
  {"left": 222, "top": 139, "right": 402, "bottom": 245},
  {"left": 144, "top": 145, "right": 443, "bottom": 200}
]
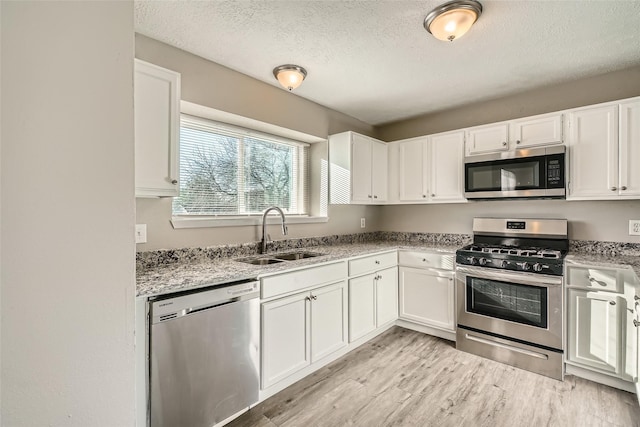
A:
[{"left": 455, "top": 266, "right": 562, "bottom": 287}]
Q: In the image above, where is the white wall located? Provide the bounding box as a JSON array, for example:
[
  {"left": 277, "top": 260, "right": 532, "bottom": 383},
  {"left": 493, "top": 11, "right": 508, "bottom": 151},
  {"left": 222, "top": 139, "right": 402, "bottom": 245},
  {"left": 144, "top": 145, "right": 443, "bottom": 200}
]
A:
[{"left": 1, "top": 2, "right": 136, "bottom": 426}]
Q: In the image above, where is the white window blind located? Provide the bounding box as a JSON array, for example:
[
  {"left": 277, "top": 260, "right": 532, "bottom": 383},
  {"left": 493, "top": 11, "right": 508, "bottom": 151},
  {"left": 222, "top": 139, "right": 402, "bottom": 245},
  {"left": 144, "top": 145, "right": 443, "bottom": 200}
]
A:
[{"left": 173, "top": 115, "right": 309, "bottom": 216}]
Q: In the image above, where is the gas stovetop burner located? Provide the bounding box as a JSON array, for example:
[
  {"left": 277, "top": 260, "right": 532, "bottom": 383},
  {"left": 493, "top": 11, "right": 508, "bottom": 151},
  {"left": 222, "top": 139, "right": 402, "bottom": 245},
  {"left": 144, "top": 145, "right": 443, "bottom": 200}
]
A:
[
  {"left": 465, "top": 244, "right": 563, "bottom": 259},
  {"left": 456, "top": 218, "right": 569, "bottom": 276}
]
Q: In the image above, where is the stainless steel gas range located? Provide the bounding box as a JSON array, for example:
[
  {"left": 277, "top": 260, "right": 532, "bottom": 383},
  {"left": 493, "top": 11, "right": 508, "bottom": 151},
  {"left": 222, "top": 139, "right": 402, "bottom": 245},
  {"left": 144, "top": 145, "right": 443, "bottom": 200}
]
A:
[{"left": 455, "top": 217, "right": 568, "bottom": 380}]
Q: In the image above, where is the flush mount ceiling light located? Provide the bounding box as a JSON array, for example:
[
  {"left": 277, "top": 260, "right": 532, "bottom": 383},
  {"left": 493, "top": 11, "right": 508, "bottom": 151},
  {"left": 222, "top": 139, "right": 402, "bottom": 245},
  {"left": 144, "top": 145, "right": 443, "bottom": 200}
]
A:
[
  {"left": 273, "top": 64, "right": 307, "bottom": 91},
  {"left": 424, "top": 0, "right": 483, "bottom": 42}
]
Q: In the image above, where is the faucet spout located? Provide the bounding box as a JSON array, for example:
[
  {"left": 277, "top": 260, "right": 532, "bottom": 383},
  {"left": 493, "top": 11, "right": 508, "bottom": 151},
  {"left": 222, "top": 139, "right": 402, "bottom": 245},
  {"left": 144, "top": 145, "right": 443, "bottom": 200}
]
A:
[{"left": 261, "top": 206, "right": 288, "bottom": 254}]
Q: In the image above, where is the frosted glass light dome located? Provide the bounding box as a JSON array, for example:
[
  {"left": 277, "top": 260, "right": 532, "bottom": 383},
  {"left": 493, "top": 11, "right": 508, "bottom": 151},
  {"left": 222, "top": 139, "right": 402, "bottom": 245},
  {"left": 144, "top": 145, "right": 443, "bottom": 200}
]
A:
[{"left": 424, "top": 0, "right": 483, "bottom": 42}]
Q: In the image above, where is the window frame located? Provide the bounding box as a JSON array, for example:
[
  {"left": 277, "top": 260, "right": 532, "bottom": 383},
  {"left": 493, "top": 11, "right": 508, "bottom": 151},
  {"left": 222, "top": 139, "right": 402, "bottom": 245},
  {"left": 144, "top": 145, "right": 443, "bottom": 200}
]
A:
[{"left": 171, "top": 113, "right": 312, "bottom": 224}]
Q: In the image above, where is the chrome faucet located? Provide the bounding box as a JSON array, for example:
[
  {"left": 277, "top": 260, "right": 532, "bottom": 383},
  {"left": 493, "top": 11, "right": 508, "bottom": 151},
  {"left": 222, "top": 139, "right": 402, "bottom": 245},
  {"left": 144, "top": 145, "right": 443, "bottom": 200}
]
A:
[{"left": 261, "top": 206, "right": 288, "bottom": 254}]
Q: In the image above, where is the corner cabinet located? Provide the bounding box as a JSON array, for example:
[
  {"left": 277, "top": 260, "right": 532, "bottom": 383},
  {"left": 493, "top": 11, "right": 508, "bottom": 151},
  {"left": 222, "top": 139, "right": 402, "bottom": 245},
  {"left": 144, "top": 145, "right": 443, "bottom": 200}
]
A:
[
  {"left": 396, "top": 130, "right": 465, "bottom": 203},
  {"left": 565, "top": 264, "right": 638, "bottom": 383},
  {"left": 567, "top": 98, "right": 640, "bottom": 200},
  {"left": 134, "top": 59, "right": 181, "bottom": 197},
  {"left": 329, "top": 131, "right": 388, "bottom": 204}
]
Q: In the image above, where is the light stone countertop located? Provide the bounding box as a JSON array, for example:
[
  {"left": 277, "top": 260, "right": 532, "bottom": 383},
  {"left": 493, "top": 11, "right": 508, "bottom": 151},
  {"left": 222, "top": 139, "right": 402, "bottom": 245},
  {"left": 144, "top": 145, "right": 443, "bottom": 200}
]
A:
[
  {"left": 566, "top": 253, "right": 640, "bottom": 279},
  {"left": 136, "top": 242, "right": 459, "bottom": 298},
  {"left": 136, "top": 239, "right": 640, "bottom": 299}
]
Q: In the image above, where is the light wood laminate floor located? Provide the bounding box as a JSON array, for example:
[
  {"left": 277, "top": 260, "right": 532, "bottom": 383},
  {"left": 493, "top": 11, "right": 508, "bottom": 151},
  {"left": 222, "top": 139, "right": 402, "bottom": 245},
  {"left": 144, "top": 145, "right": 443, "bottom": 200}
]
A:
[{"left": 229, "top": 327, "right": 640, "bottom": 427}]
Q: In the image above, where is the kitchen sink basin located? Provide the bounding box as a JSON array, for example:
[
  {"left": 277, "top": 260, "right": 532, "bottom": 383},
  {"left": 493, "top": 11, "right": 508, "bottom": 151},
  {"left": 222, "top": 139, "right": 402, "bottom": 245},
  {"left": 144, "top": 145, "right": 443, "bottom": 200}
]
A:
[
  {"left": 273, "top": 251, "right": 321, "bottom": 261},
  {"left": 236, "top": 257, "right": 284, "bottom": 265}
]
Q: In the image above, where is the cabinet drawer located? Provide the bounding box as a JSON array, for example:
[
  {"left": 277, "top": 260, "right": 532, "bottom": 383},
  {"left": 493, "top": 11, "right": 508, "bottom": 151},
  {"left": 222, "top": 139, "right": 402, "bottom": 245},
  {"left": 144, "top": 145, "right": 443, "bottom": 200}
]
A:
[
  {"left": 566, "top": 266, "right": 622, "bottom": 293},
  {"left": 398, "top": 250, "right": 454, "bottom": 271},
  {"left": 349, "top": 251, "right": 397, "bottom": 277},
  {"left": 261, "top": 262, "right": 347, "bottom": 299}
]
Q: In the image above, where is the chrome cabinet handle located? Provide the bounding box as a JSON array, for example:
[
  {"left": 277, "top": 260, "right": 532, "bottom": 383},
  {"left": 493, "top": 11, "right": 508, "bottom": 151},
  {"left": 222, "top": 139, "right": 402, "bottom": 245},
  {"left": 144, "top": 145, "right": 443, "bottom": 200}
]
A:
[
  {"left": 373, "top": 195, "right": 378, "bottom": 199},
  {"left": 422, "top": 195, "right": 426, "bottom": 198},
  {"left": 368, "top": 195, "right": 372, "bottom": 198},
  {"left": 431, "top": 193, "right": 435, "bottom": 197},
  {"left": 375, "top": 260, "right": 380, "bottom": 264},
  {"left": 502, "top": 142, "right": 507, "bottom": 146},
  {"left": 609, "top": 300, "right": 616, "bottom": 305},
  {"left": 634, "top": 319, "right": 639, "bottom": 328},
  {"left": 171, "top": 179, "right": 178, "bottom": 185},
  {"left": 611, "top": 187, "right": 617, "bottom": 191},
  {"left": 305, "top": 296, "right": 311, "bottom": 301},
  {"left": 621, "top": 186, "right": 627, "bottom": 190},
  {"left": 311, "top": 295, "right": 317, "bottom": 301},
  {"left": 516, "top": 140, "right": 521, "bottom": 145},
  {"left": 422, "top": 258, "right": 427, "bottom": 262},
  {"left": 635, "top": 295, "right": 639, "bottom": 301}
]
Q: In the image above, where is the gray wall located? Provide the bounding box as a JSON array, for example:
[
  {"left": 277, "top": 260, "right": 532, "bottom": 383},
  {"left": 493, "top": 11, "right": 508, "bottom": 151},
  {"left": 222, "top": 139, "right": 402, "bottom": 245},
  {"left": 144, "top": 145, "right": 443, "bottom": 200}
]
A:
[
  {"left": 376, "top": 65, "right": 640, "bottom": 141},
  {"left": 135, "top": 34, "right": 381, "bottom": 251},
  {"left": 1, "top": 2, "right": 136, "bottom": 425},
  {"left": 376, "top": 65, "right": 640, "bottom": 244},
  {"left": 379, "top": 200, "right": 640, "bottom": 243}
]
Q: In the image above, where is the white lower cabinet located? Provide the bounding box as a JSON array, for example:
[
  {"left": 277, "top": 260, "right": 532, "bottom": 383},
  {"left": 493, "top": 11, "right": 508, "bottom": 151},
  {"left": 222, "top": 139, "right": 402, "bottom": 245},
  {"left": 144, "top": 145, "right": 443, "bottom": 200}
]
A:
[
  {"left": 348, "top": 267, "right": 398, "bottom": 342},
  {"left": 261, "top": 281, "right": 347, "bottom": 389},
  {"left": 399, "top": 266, "right": 455, "bottom": 332},
  {"left": 566, "top": 264, "right": 639, "bottom": 383}
]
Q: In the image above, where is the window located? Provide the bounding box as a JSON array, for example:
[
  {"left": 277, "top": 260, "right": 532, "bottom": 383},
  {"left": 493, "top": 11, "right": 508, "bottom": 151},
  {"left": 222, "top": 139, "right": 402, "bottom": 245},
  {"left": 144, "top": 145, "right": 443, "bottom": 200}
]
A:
[{"left": 173, "top": 115, "right": 309, "bottom": 216}]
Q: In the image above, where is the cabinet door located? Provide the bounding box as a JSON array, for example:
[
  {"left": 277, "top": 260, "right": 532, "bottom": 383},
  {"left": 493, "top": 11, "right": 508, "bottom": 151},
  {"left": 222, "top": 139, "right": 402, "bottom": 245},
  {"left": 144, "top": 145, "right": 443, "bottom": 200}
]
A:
[
  {"left": 261, "top": 292, "right": 310, "bottom": 389},
  {"left": 399, "top": 267, "right": 455, "bottom": 331},
  {"left": 310, "top": 281, "right": 348, "bottom": 362},
  {"left": 567, "top": 289, "right": 621, "bottom": 375},
  {"left": 465, "top": 123, "right": 509, "bottom": 155},
  {"left": 134, "top": 60, "right": 181, "bottom": 197},
  {"left": 511, "top": 113, "right": 563, "bottom": 148},
  {"left": 619, "top": 99, "right": 640, "bottom": 197},
  {"left": 376, "top": 267, "right": 398, "bottom": 326},
  {"left": 399, "top": 137, "right": 428, "bottom": 201},
  {"left": 348, "top": 273, "right": 376, "bottom": 342},
  {"left": 567, "top": 105, "right": 619, "bottom": 199},
  {"left": 430, "top": 130, "right": 465, "bottom": 203},
  {"left": 351, "top": 134, "right": 373, "bottom": 203},
  {"left": 371, "top": 140, "right": 388, "bottom": 202}
]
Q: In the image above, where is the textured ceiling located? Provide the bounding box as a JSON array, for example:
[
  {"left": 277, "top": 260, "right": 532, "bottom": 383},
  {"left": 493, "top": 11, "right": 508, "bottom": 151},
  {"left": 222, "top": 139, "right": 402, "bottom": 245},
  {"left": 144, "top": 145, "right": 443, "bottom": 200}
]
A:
[{"left": 134, "top": 0, "right": 640, "bottom": 125}]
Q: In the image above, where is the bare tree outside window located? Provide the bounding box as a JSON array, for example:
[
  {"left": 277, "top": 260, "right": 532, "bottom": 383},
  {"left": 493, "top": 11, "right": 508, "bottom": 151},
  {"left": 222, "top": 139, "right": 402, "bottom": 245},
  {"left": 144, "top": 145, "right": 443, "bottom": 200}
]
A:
[{"left": 173, "top": 120, "right": 303, "bottom": 216}]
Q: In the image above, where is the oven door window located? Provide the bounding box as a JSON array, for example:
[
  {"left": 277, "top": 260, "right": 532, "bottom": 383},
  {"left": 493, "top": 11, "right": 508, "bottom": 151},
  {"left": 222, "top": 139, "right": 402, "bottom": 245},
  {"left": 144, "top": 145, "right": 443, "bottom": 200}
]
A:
[
  {"left": 466, "top": 276, "right": 548, "bottom": 328},
  {"left": 466, "top": 156, "right": 544, "bottom": 192}
]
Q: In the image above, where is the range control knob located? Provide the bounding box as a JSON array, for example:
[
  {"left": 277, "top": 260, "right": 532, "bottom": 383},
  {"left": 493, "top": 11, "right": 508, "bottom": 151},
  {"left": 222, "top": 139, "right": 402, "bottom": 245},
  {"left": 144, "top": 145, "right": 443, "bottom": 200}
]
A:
[
  {"left": 522, "top": 262, "right": 532, "bottom": 271},
  {"left": 499, "top": 260, "right": 508, "bottom": 268},
  {"left": 468, "top": 257, "right": 479, "bottom": 265},
  {"left": 479, "top": 257, "right": 488, "bottom": 266},
  {"left": 533, "top": 263, "right": 543, "bottom": 272}
]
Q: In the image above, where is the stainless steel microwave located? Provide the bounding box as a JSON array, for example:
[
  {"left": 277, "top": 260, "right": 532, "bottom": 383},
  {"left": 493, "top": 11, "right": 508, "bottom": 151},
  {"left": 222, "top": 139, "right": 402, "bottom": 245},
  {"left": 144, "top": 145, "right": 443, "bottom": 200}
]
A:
[{"left": 464, "top": 146, "right": 565, "bottom": 200}]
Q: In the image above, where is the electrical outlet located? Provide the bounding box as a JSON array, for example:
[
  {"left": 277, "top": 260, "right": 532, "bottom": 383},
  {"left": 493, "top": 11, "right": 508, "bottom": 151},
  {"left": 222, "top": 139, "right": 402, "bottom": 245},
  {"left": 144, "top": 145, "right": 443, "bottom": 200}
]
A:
[
  {"left": 135, "top": 224, "right": 147, "bottom": 244},
  {"left": 630, "top": 220, "right": 640, "bottom": 236},
  {"left": 360, "top": 218, "right": 366, "bottom": 228}
]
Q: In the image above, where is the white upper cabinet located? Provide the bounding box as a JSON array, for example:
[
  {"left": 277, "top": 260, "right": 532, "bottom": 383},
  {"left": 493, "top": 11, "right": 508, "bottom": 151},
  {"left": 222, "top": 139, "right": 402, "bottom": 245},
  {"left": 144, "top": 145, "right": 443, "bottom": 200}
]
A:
[
  {"left": 510, "top": 112, "right": 563, "bottom": 148},
  {"left": 329, "top": 131, "right": 388, "bottom": 204},
  {"left": 568, "top": 98, "right": 640, "bottom": 200},
  {"left": 397, "top": 131, "right": 465, "bottom": 203},
  {"left": 619, "top": 99, "right": 640, "bottom": 197},
  {"left": 398, "top": 137, "right": 428, "bottom": 201},
  {"left": 134, "top": 59, "right": 181, "bottom": 197},
  {"left": 465, "top": 123, "right": 509, "bottom": 155},
  {"left": 430, "top": 130, "right": 465, "bottom": 203},
  {"left": 466, "top": 113, "right": 564, "bottom": 156}
]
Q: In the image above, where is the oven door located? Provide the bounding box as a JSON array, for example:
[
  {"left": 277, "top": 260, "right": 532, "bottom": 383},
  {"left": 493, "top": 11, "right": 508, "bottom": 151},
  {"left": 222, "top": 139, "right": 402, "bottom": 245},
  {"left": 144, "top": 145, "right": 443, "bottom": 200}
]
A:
[{"left": 456, "top": 265, "right": 563, "bottom": 350}]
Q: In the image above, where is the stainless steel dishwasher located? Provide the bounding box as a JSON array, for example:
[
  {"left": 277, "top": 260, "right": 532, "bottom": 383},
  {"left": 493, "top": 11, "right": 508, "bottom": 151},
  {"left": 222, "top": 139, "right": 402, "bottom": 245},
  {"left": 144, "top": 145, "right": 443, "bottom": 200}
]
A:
[{"left": 149, "top": 279, "right": 260, "bottom": 427}]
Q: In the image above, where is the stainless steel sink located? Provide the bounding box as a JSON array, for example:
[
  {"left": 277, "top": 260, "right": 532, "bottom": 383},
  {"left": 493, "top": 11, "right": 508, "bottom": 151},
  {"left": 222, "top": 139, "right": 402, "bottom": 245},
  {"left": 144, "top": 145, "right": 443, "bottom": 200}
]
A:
[
  {"left": 236, "top": 257, "right": 284, "bottom": 265},
  {"left": 273, "top": 252, "right": 321, "bottom": 261}
]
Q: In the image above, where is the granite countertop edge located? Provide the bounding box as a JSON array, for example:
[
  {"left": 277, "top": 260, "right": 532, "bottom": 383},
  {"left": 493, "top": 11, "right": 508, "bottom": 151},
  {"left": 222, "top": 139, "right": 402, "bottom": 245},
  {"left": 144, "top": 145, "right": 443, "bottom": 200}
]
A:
[
  {"left": 136, "top": 242, "right": 460, "bottom": 298},
  {"left": 137, "top": 241, "right": 640, "bottom": 299}
]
